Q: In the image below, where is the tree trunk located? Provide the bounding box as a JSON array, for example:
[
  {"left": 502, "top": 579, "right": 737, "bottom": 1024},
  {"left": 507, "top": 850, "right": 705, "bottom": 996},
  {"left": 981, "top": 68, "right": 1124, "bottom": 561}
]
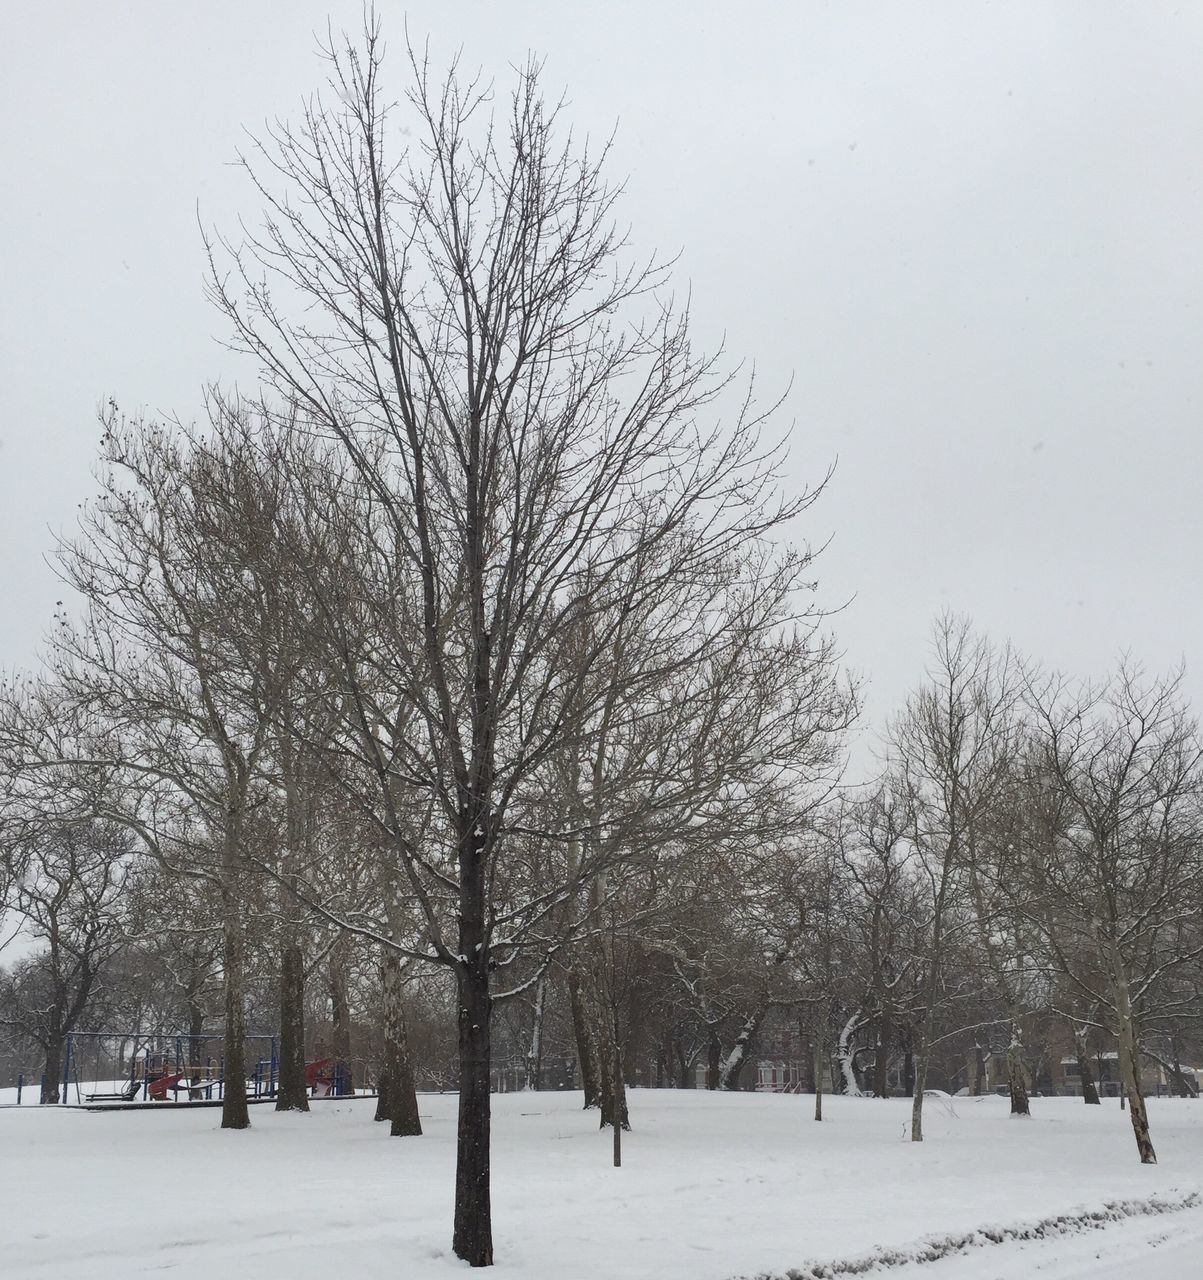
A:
[
  {"left": 675, "top": 1040, "right": 695, "bottom": 1089},
  {"left": 910, "top": 1034, "right": 928, "bottom": 1142},
  {"left": 524, "top": 975, "right": 547, "bottom": 1091},
  {"left": 611, "top": 1028, "right": 623, "bottom": 1167},
  {"left": 587, "top": 964, "right": 628, "bottom": 1130},
  {"left": 1006, "top": 1023, "right": 1030, "bottom": 1117},
  {"left": 329, "top": 941, "right": 354, "bottom": 1095},
  {"left": 971, "top": 1043, "right": 987, "bottom": 1096},
  {"left": 706, "top": 1025, "right": 721, "bottom": 1091},
  {"left": 1117, "top": 1014, "right": 1156, "bottom": 1163},
  {"left": 873, "top": 1009, "right": 891, "bottom": 1098},
  {"left": 381, "top": 951, "right": 421, "bottom": 1136},
  {"left": 186, "top": 982, "right": 206, "bottom": 1091},
  {"left": 567, "top": 967, "right": 599, "bottom": 1109},
  {"left": 721, "top": 1007, "right": 765, "bottom": 1090},
  {"left": 1163, "top": 1037, "right": 1198, "bottom": 1098},
  {"left": 453, "top": 957, "right": 493, "bottom": 1266},
  {"left": 837, "top": 1012, "right": 864, "bottom": 1097},
  {"left": 1072, "top": 1024, "right": 1100, "bottom": 1104},
  {"left": 1109, "top": 946, "right": 1156, "bottom": 1163},
  {"left": 221, "top": 879, "right": 251, "bottom": 1130},
  {"left": 41, "top": 1032, "right": 64, "bottom": 1105},
  {"left": 276, "top": 941, "right": 309, "bottom": 1112},
  {"left": 598, "top": 1030, "right": 629, "bottom": 1130},
  {"left": 813, "top": 1033, "right": 825, "bottom": 1121},
  {"left": 374, "top": 1068, "right": 391, "bottom": 1122}
]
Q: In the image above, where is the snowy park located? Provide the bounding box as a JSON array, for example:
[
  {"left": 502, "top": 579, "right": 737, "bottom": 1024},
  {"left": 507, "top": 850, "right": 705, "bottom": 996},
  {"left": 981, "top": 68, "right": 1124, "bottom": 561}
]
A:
[
  {"left": 2, "top": 1090, "right": 1202, "bottom": 1279},
  {"left": 3, "top": 3, "right": 1202, "bottom": 1278}
]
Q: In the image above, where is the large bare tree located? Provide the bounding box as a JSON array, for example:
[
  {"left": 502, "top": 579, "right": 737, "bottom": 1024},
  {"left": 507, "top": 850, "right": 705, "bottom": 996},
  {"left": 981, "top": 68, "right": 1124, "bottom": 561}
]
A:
[{"left": 206, "top": 20, "right": 849, "bottom": 1264}]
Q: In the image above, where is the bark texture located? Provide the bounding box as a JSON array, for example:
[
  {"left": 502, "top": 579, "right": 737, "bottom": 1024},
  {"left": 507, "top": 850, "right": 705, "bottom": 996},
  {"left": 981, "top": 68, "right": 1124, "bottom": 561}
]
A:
[
  {"left": 567, "top": 967, "right": 600, "bottom": 1109},
  {"left": 221, "top": 883, "right": 250, "bottom": 1130},
  {"left": 453, "top": 959, "right": 493, "bottom": 1266},
  {"left": 381, "top": 952, "right": 421, "bottom": 1136},
  {"left": 275, "top": 941, "right": 309, "bottom": 1112},
  {"left": 1006, "top": 1025, "right": 1030, "bottom": 1117}
]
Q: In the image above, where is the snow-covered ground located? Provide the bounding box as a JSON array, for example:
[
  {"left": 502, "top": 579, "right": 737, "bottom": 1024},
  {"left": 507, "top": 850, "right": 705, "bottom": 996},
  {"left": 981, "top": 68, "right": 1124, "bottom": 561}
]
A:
[{"left": 1, "top": 1089, "right": 1200, "bottom": 1279}]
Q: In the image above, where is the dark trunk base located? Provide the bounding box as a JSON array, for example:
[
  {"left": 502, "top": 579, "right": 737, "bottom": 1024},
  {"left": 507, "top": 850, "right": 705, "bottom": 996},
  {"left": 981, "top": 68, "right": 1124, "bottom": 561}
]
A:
[
  {"left": 452, "top": 964, "right": 493, "bottom": 1266},
  {"left": 276, "top": 943, "right": 310, "bottom": 1113}
]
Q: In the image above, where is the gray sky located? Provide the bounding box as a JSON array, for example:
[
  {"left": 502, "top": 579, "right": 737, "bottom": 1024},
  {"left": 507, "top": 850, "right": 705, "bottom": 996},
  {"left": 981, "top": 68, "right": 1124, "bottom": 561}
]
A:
[{"left": 2, "top": 1, "right": 1200, "bottom": 759}]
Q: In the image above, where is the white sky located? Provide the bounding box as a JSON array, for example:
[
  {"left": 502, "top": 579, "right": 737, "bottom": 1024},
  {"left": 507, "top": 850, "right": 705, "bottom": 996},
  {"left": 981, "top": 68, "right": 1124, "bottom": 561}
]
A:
[{"left": 1, "top": 1, "right": 1200, "bottom": 762}]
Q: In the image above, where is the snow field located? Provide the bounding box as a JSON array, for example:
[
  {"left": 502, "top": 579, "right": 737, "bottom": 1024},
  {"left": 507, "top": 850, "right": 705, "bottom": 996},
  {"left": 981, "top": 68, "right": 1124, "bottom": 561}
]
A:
[{"left": 1, "top": 1090, "right": 1201, "bottom": 1279}]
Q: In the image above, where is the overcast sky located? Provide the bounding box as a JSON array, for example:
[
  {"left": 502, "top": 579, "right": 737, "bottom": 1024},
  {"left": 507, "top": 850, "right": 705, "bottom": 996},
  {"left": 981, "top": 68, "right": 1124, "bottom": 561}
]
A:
[{"left": 1, "top": 1, "right": 1200, "bottom": 762}]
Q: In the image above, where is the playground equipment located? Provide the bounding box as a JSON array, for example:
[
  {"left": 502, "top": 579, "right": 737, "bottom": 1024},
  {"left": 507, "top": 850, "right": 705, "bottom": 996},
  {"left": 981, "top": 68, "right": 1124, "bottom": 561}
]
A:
[
  {"left": 304, "top": 1057, "right": 353, "bottom": 1096},
  {"left": 58, "top": 1031, "right": 283, "bottom": 1106},
  {"left": 42, "top": 1030, "right": 362, "bottom": 1106}
]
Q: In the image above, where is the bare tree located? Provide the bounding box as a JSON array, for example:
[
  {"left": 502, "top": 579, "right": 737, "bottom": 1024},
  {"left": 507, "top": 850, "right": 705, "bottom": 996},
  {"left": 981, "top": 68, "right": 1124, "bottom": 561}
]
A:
[
  {"left": 0, "top": 819, "right": 133, "bottom": 1102},
  {"left": 19, "top": 406, "right": 303, "bottom": 1129},
  {"left": 205, "top": 20, "right": 848, "bottom": 1263},
  {"left": 889, "top": 617, "right": 1019, "bottom": 1142},
  {"left": 1024, "top": 661, "right": 1203, "bottom": 1163}
]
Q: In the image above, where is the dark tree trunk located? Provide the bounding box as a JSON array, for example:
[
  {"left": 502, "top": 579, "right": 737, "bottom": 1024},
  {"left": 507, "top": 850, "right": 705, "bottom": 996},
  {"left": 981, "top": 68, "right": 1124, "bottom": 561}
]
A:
[
  {"left": 801, "top": 1017, "right": 817, "bottom": 1094},
  {"left": 1007, "top": 1029, "right": 1031, "bottom": 1117},
  {"left": 330, "top": 942, "right": 354, "bottom": 1095},
  {"left": 1079, "top": 1059, "right": 1101, "bottom": 1105},
  {"left": 374, "top": 1069, "right": 391, "bottom": 1121},
  {"left": 1072, "top": 1025, "right": 1100, "bottom": 1104},
  {"left": 675, "top": 1040, "right": 694, "bottom": 1089},
  {"left": 813, "top": 1034, "right": 825, "bottom": 1121},
  {"left": 903, "top": 1047, "right": 915, "bottom": 1097},
  {"left": 971, "top": 1043, "right": 987, "bottom": 1096},
  {"left": 221, "top": 886, "right": 251, "bottom": 1130},
  {"left": 567, "top": 967, "right": 599, "bottom": 1109},
  {"left": 705, "top": 1026, "right": 721, "bottom": 1091},
  {"left": 1165, "top": 1037, "right": 1198, "bottom": 1098},
  {"left": 381, "top": 952, "right": 421, "bottom": 1136},
  {"left": 453, "top": 958, "right": 493, "bottom": 1266},
  {"left": 589, "top": 963, "right": 628, "bottom": 1131},
  {"left": 598, "top": 1034, "right": 630, "bottom": 1130},
  {"left": 276, "top": 941, "right": 309, "bottom": 1112},
  {"left": 41, "top": 1032, "right": 65, "bottom": 1105}
]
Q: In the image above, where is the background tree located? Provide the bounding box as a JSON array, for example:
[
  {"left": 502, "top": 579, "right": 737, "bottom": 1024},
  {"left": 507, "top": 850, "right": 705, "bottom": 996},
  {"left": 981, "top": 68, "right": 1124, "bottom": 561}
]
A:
[
  {"left": 0, "top": 819, "right": 133, "bottom": 1102},
  {"left": 889, "top": 617, "right": 1019, "bottom": 1142},
  {"left": 1023, "top": 661, "right": 1203, "bottom": 1163}
]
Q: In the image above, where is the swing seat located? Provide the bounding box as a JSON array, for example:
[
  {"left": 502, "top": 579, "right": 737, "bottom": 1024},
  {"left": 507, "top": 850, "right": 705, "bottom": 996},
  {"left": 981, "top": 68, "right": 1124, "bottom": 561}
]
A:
[{"left": 84, "top": 1078, "right": 142, "bottom": 1102}]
